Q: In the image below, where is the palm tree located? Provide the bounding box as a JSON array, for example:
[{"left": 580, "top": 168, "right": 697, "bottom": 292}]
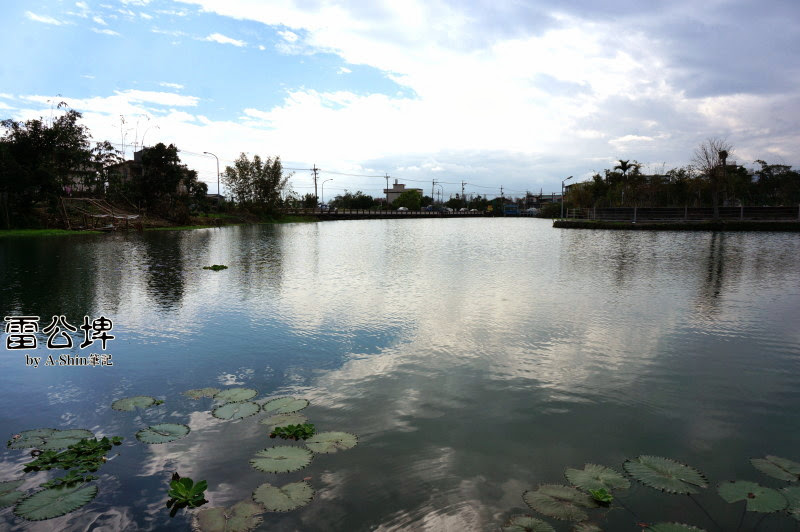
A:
[{"left": 614, "top": 160, "right": 633, "bottom": 177}]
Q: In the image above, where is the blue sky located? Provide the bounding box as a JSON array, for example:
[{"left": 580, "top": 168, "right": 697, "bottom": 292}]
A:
[{"left": 2, "top": 0, "right": 798, "bottom": 200}]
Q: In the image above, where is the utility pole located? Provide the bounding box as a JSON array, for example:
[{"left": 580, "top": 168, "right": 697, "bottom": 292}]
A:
[
  {"left": 385, "top": 173, "right": 390, "bottom": 206},
  {"left": 461, "top": 181, "right": 465, "bottom": 206},
  {"left": 431, "top": 179, "right": 436, "bottom": 204},
  {"left": 203, "top": 151, "right": 220, "bottom": 195},
  {"left": 312, "top": 165, "right": 319, "bottom": 202}
]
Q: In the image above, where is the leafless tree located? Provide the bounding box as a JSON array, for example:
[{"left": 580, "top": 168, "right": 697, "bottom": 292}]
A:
[{"left": 692, "top": 138, "right": 733, "bottom": 218}]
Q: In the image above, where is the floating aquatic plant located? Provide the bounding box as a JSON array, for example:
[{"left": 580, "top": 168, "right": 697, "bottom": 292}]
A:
[
  {"left": 262, "top": 397, "right": 309, "bottom": 414},
  {"left": 782, "top": 486, "right": 800, "bottom": 520},
  {"left": 111, "top": 396, "right": 162, "bottom": 411},
  {"left": 261, "top": 413, "right": 308, "bottom": 429},
  {"left": 646, "top": 523, "right": 707, "bottom": 531},
  {"left": 14, "top": 483, "right": 97, "bottom": 521},
  {"left": 565, "top": 464, "right": 630, "bottom": 492},
  {"left": 501, "top": 514, "right": 555, "bottom": 531},
  {"left": 305, "top": 431, "right": 358, "bottom": 454},
  {"left": 212, "top": 402, "right": 261, "bottom": 421},
  {"left": 0, "top": 480, "right": 25, "bottom": 508},
  {"left": 203, "top": 265, "right": 228, "bottom": 271},
  {"left": 252, "top": 480, "right": 314, "bottom": 512},
  {"left": 750, "top": 455, "right": 800, "bottom": 482},
  {"left": 588, "top": 488, "right": 613, "bottom": 505},
  {"left": 270, "top": 423, "right": 315, "bottom": 441},
  {"left": 523, "top": 484, "right": 599, "bottom": 521},
  {"left": 23, "top": 436, "right": 122, "bottom": 487},
  {"left": 573, "top": 524, "right": 602, "bottom": 532},
  {"left": 214, "top": 388, "right": 257, "bottom": 403},
  {"left": 623, "top": 456, "right": 707, "bottom": 494},
  {"left": 250, "top": 446, "right": 312, "bottom": 474},
  {"left": 717, "top": 480, "right": 787, "bottom": 512},
  {"left": 194, "top": 500, "right": 264, "bottom": 532},
  {"left": 7, "top": 428, "right": 94, "bottom": 450},
  {"left": 166, "top": 473, "right": 208, "bottom": 516},
  {"left": 136, "top": 423, "right": 190, "bottom": 444},
  {"left": 184, "top": 388, "right": 221, "bottom": 400}
]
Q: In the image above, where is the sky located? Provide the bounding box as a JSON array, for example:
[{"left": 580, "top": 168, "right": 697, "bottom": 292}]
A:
[{"left": 1, "top": 0, "right": 799, "bottom": 200}]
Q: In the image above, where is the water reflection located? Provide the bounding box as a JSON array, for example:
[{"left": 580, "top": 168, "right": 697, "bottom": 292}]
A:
[{"left": 1, "top": 221, "right": 799, "bottom": 530}]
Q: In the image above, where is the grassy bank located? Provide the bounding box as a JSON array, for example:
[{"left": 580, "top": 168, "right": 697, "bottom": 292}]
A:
[
  {"left": 0, "top": 228, "right": 103, "bottom": 238},
  {"left": 553, "top": 219, "right": 800, "bottom": 231}
]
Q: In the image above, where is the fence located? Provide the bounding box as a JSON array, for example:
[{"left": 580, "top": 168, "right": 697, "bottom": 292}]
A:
[{"left": 565, "top": 206, "right": 800, "bottom": 222}]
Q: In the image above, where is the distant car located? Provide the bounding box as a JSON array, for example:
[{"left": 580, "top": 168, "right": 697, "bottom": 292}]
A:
[
  {"left": 459, "top": 207, "right": 468, "bottom": 212},
  {"left": 397, "top": 206, "right": 409, "bottom": 211},
  {"left": 469, "top": 208, "right": 478, "bottom": 212},
  {"left": 318, "top": 204, "right": 337, "bottom": 212},
  {"left": 525, "top": 207, "right": 540, "bottom": 214}
]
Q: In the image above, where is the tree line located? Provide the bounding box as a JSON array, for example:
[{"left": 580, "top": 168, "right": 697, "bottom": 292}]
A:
[{"left": 565, "top": 139, "right": 800, "bottom": 214}]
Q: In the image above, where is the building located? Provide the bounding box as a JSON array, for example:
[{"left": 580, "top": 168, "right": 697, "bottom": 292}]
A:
[{"left": 383, "top": 179, "right": 424, "bottom": 205}]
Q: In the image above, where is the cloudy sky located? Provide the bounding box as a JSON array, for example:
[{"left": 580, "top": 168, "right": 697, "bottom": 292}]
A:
[{"left": 2, "top": 0, "right": 798, "bottom": 199}]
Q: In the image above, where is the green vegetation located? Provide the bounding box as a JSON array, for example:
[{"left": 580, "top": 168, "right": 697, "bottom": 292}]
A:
[
  {"left": 269, "top": 423, "right": 316, "bottom": 440},
  {"left": 166, "top": 473, "right": 208, "bottom": 515},
  {"left": 394, "top": 189, "right": 422, "bottom": 210},
  {"left": 0, "top": 229, "right": 101, "bottom": 238},
  {"left": 202, "top": 264, "right": 229, "bottom": 271},
  {"left": 23, "top": 436, "right": 122, "bottom": 487}
]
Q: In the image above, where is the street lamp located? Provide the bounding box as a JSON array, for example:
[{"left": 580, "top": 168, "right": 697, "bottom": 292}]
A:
[
  {"left": 141, "top": 124, "right": 159, "bottom": 150},
  {"left": 203, "top": 151, "right": 220, "bottom": 196},
  {"left": 561, "top": 176, "right": 573, "bottom": 219},
  {"left": 321, "top": 178, "right": 332, "bottom": 205}
]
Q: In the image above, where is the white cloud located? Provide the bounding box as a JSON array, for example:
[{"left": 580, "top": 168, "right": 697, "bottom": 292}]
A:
[
  {"left": 139, "top": 12, "right": 153, "bottom": 20},
  {"left": 93, "top": 16, "right": 107, "bottom": 25},
  {"left": 25, "top": 11, "right": 66, "bottom": 25},
  {"left": 92, "top": 28, "right": 121, "bottom": 36},
  {"left": 258, "top": 45, "right": 265, "bottom": 51},
  {"left": 337, "top": 67, "right": 351, "bottom": 74},
  {"left": 75, "top": 2, "right": 88, "bottom": 8},
  {"left": 204, "top": 33, "right": 246, "bottom": 47},
  {"left": 160, "top": 82, "right": 185, "bottom": 90},
  {"left": 278, "top": 30, "right": 298, "bottom": 43},
  {"left": 0, "top": 102, "right": 13, "bottom": 110}
]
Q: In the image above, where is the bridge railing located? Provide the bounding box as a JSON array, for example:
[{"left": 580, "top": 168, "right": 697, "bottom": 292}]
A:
[{"left": 561, "top": 206, "right": 800, "bottom": 222}]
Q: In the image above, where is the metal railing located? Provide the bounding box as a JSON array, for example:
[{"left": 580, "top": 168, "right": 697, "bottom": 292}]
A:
[{"left": 561, "top": 206, "right": 800, "bottom": 222}]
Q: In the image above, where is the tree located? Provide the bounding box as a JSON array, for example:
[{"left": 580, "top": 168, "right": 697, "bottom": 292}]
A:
[
  {"left": 394, "top": 189, "right": 421, "bottom": 210},
  {"left": 330, "top": 190, "right": 375, "bottom": 209},
  {"left": 614, "top": 159, "right": 634, "bottom": 177},
  {"left": 222, "top": 153, "right": 291, "bottom": 213},
  {"left": 0, "top": 107, "right": 93, "bottom": 225},
  {"left": 692, "top": 138, "right": 733, "bottom": 218}
]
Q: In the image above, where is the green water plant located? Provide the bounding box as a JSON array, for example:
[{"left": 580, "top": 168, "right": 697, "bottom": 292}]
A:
[
  {"left": 262, "top": 397, "right": 309, "bottom": 414},
  {"left": 717, "top": 480, "right": 787, "bottom": 513},
  {"left": 213, "top": 401, "right": 261, "bottom": 420},
  {"left": 304, "top": 431, "right": 358, "bottom": 454},
  {"left": 184, "top": 387, "right": 221, "bottom": 399},
  {"left": 7, "top": 428, "right": 94, "bottom": 450},
  {"left": 14, "top": 483, "right": 98, "bottom": 521},
  {"left": 136, "top": 423, "right": 190, "bottom": 444},
  {"left": 0, "top": 480, "right": 25, "bottom": 508},
  {"left": 623, "top": 456, "right": 707, "bottom": 494},
  {"left": 588, "top": 488, "right": 613, "bottom": 505},
  {"left": 501, "top": 514, "right": 555, "bottom": 531},
  {"left": 203, "top": 264, "right": 228, "bottom": 271},
  {"left": 565, "top": 464, "right": 629, "bottom": 492},
  {"left": 194, "top": 500, "right": 264, "bottom": 532},
  {"left": 270, "top": 423, "right": 315, "bottom": 440},
  {"left": 23, "top": 436, "right": 122, "bottom": 486},
  {"left": 166, "top": 473, "right": 208, "bottom": 516},
  {"left": 250, "top": 446, "right": 313, "bottom": 473},
  {"left": 523, "top": 484, "right": 599, "bottom": 521},
  {"left": 647, "top": 524, "right": 707, "bottom": 531},
  {"left": 252, "top": 480, "right": 314, "bottom": 512},
  {"left": 261, "top": 413, "right": 308, "bottom": 429},
  {"left": 750, "top": 455, "right": 800, "bottom": 482},
  {"left": 214, "top": 388, "right": 258, "bottom": 403},
  {"left": 111, "top": 396, "right": 162, "bottom": 411}
]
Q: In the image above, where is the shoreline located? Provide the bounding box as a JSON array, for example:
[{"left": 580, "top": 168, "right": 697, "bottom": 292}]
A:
[{"left": 553, "top": 219, "right": 800, "bottom": 231}]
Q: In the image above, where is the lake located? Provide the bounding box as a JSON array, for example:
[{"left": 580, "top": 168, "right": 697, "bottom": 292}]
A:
[{"left": 1, "top": 219, "right": 799, "bottom": 531}]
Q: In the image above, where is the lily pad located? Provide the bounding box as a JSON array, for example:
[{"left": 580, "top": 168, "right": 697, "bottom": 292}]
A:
[
  {"left": 213, "top": 402, "right": 261, "bottom": 420},
  {"left": 250, "top": 446, "right": 312, "bottom": 473},
  {"left": 0, "top": 480, "right": 25, "bottom": 508},
  {"left": 262, "top": 397, "right": 309, "bottom": 414},
  {"left": 623, "top": 456, "right": 707, "bottom": 494},
  {"left": 523, "top": 484, "right": 599, "bottom": 521},
  {"left": 750, "top": 455, "right": 800, "bottom": 482},
  {"left": 193, "top": 500, "right": 264, "bottom": 532},
  {"left": 214, "top": 388, "right": 257, "bottom": 403},
  {"left": 135, "top": 423, "right": 190, "bottom": 444},
  {"left": 573, "top": 524, "right": 603, "bottom": 532},
  {"left": 8, "top": 428, "right": 94, "bottom": 450},
  {"left": 14, "top": 483, "right": 97, "bottom": 521},
  {"left": 260, "top": 413, "right": 309, "bottom": 429},
  {"left": 717, "top": 480, "right": 786, "bottom": 512},
  {"left": 501, "top": 514, "right": 555, "bottom": 531},
  {"left": 647, "top": 524, "right": 707, "bottom": 532},
  {"left": 252, "top": 481, "right": 313, "bottom": 512},
  {"left": 565, "top": 464, "right": 630, "bottom": 492},
  {"left": 111, "top": 396, "right": 158, "bottom": 411},
  {"left": 184, "top": 388, "right": 221, "bottom": 400},
  {"left": 782, "top": 486, "right": 800, "bottom": 520},
  {"left": 305, "top": 432, "right": 358, "bottom": 454}
]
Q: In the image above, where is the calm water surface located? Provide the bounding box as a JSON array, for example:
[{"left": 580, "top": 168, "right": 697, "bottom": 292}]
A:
[{"left": 1, "top": 219, "right": 799, "bottom": 531}]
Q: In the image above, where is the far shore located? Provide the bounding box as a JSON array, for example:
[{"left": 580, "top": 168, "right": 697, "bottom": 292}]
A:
[{"left": 553, "top": 219, "right": 800, "bottom": 231}]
